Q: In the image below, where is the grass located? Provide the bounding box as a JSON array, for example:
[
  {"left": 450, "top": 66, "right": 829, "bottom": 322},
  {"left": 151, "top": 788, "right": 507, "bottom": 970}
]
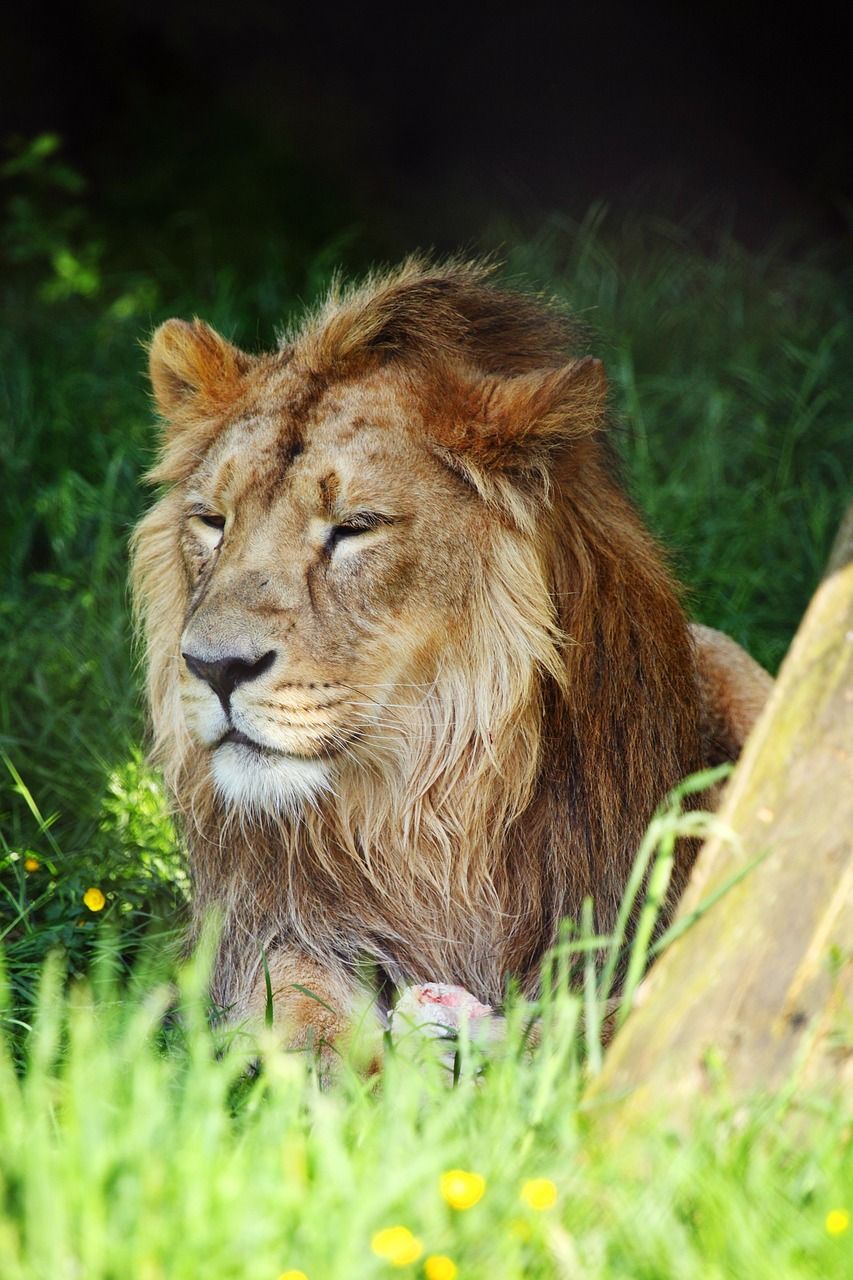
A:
[
  {"left": 0, "top": 934, "right": 850, "bottom": 1279},
  {"left": 1, "top": 139, "right": 851, "bottom": 1275},
  {"left": 1, "top": 786, "right": 851, "bottom": 1280},
  {"left": 1, "top": 870, "right": 850, "bottom": 1280}
]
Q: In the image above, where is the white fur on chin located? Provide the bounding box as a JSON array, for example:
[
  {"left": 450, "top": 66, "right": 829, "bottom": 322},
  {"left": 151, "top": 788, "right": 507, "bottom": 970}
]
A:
[{"left": 210, "top": 742, "right": 330, "bottom": 817}]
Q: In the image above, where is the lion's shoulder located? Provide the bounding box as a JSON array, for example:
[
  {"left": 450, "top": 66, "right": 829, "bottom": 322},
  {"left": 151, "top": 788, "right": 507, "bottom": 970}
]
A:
[{"left": 690, "top": 623, "right": 773, "bottom": 763}]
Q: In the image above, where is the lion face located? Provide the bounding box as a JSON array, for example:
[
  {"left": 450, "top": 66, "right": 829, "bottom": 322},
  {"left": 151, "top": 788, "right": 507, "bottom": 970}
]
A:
[
  {"left": 135, "top": 264, "right": 608, "bottom": 818},
  {"left": 169, "top": 366, "right": 482, "bottom": 813}
]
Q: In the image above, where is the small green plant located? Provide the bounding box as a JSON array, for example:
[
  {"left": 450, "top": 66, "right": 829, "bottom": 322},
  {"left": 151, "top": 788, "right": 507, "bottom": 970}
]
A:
[
  {"left": 0, "top": 752, "right": 185, "bottom": 1045},
  {"left": 2, "top": 133, "right": 102, "bottom": 300}
]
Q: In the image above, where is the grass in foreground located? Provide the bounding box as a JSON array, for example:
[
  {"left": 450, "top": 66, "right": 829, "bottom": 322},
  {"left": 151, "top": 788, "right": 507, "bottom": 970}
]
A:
[
  {"left": 0, "top": 947, "right": 850, "bottom": 1280},
  {"left": 2, "top": 783, "right": 851, "bottom": 1279}
]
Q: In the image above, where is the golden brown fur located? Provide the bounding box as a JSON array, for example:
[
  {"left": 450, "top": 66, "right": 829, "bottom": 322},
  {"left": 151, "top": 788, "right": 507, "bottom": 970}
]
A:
[{"left": 131, "top": 259, "right": 771, "bottom": 1050}]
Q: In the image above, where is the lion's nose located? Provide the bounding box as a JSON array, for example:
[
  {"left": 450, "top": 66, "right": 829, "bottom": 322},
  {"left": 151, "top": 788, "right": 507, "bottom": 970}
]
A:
[{"left": 182, "top": 648, "right": 276, "bottom": 710}]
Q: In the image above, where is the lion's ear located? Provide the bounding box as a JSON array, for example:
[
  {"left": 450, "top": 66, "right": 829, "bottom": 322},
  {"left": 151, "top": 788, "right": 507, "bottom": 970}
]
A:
[
  {"left": 148, "top": 318, "right": 253, "bottom": 424},
  {"left": 440, "top": 356, "right": 607, "bottom": 478}
]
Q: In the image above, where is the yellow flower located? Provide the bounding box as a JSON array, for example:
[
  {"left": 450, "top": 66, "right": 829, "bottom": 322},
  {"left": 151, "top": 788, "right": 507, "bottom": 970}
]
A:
[
  {"left": 83, "top": 887, "right": 106, "bottom": 912},
  {"left": 424, "top": 1256, "right": 457, "bottom": 1280},
  {"left": 826, "top": 1209, "right": 849, "bottom": 1236},
  {"left": 371, "top": 1226, "right": 423, "bottom": 1266},
  {"left": 520, "top": 1178, "right": 558, "bottom": 1211},
  {"left": 277, "top": 1272, "right": 309, "bottom": 1280},
  {"left": 439, "top": 1168, "right": 486, "bottom": 1210},
  {"left": 24, "top": 857, "right": 40, "bottom": 872}
]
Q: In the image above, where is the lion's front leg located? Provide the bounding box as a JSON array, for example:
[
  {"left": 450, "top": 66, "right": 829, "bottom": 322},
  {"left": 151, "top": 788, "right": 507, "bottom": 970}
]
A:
[{"left": 229, "top": 946, "right": 384, "bottom": 1073}]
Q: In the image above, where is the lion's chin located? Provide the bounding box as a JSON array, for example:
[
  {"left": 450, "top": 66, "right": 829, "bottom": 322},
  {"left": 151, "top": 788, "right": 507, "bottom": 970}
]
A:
[{"left": 210, "top": 742, "right": 330, "bottom": 817}]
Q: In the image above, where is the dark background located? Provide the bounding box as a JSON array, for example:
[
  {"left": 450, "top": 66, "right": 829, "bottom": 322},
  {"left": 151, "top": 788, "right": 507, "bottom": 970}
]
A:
[{"left": 3, "top": 0, "right": 851, "bottom": 254}]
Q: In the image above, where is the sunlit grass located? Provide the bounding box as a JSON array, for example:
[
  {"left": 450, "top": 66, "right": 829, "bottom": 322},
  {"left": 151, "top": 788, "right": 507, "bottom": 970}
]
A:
[
  {"left": 2, "top": 772, "right": 850, "bottom": 1276},
  {"left": 0, "top": 941, "right": 850, "bottom": 1279}
]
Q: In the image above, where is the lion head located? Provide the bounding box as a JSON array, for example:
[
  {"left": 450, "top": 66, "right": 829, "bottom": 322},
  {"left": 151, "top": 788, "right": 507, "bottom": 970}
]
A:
[{"left": 132, "top": 260, "right": 703, "bottom": 1007}]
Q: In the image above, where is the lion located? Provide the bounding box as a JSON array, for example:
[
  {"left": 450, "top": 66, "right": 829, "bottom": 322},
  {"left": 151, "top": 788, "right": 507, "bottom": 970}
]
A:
[{"left": 131, "top": 259, "right": 771, "bottom": 1057}]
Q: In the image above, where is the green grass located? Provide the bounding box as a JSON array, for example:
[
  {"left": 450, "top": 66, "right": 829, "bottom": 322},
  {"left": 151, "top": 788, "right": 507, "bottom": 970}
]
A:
[
  {"left": 1, "top": 140, "right": 851, "bottom": 1276},
  {"left": 0, "top": 941, "right": 850, "bottom": 1279}
]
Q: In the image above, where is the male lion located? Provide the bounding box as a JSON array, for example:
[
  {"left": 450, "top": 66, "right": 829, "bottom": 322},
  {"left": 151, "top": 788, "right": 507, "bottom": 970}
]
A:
[{"left": 131, "top": 260, "right": 771, "bottom": 1055}]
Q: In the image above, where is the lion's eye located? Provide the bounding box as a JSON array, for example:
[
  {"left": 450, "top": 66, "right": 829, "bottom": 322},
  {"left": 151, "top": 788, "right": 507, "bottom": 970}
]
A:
[
  {"left": 326, "top": 512, "right": 392, "bottom": 553},
  {"left": 188, "top": 511, "right": 226, "bottom": 552}
]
